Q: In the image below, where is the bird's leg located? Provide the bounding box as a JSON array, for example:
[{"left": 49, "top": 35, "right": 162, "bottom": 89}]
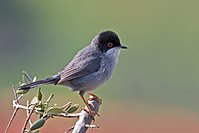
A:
[{"left": 79, "top": 91, "right": 93, "bottom": 114}]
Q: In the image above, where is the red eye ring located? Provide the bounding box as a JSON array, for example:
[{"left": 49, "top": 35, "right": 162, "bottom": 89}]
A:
[{"left": 108, "top": 42, "right": 113, "bottom": 48}]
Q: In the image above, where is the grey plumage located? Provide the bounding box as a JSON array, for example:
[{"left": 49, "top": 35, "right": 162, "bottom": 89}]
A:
[
  {"left": 19, "top": 30, "right": 127, "bottom": 110},
  {"left": 58, "top": 39, "right": 119, "bottom": 93}
]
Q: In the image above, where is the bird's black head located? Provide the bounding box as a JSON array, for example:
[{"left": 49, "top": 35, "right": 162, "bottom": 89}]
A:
[{"left": 97, "top": 30, "right": 127, "bottom": 52}]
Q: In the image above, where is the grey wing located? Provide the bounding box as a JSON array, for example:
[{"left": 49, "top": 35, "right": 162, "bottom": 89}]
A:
[{"left": 58, "top": 56, "right": 101, "bottom": 84}]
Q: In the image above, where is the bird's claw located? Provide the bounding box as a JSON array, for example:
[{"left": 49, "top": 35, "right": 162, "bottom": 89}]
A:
[{"left": 88, "top": 93, "right": 102, "bottom": 105}]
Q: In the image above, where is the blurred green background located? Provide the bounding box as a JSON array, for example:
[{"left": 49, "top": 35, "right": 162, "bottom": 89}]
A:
[{"left": 1, "top": 1, "right": 199, "bottom": 133}]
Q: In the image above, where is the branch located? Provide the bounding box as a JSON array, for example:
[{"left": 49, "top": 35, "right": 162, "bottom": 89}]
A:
[
  {"left": 26, "top": 101, "right": 33, "bottom": 127},
  {"left": 6, "top": 88, "right": 102, "bottom": 133},
  {"left": 71, "top": 93, "right": 102, "bottom": 133},
  {"left": 5, "top": 71, "right": 103, "bottom": 133},
  {"left": 4, "top": 108, "right": 19, "bottom": 133},
  {"left": 46, "top": 113, "right": 80, "bottom": 119},
  {"left": 4, "top": 85, "right": 20, "bottom": 133},
  {"left": 21, "top": 104, "right": 37, "bottom": 133}
]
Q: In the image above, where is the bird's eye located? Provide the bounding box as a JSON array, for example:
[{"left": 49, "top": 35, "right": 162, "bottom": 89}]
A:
[{"left": 108, "top": 42, "right": 113, "bottom": 48}]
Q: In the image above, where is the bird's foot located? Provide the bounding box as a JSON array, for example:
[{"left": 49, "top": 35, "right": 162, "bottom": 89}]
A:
[
  {"left": 88, "top": 93, "right": 102, "bottom": 105},
  {"left": 87, "top": 93, "right": 102, "bottom": 117}
]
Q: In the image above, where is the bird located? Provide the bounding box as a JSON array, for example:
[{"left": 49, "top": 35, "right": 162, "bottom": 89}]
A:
[{"left": 19, "top": 30, "right": 127, "bottom": 113}]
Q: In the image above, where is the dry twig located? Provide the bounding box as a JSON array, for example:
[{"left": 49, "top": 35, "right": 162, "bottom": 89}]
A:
[{"left": 21, "top": 104, "right": 37, "bottom": 133}]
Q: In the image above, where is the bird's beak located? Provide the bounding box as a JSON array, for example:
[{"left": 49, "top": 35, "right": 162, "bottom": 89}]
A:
[{"left": 120, "top": 44, "right": 128, "bottom": 49}]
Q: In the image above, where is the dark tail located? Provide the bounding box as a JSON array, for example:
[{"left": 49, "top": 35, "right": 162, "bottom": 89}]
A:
[{"left": 19, "top": 75, "right": 60, "bottom": 90}]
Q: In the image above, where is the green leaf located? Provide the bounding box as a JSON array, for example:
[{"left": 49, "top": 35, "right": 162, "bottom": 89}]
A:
[
  {"left": 22, "top": 74, "right": 29, "bottom": 84},
  {"left": 16, "top": 89, "right": 29, "bottom": 94},
  {"left": 67, "top": 104, "right": 79, "bottom": 113},
  {"left": 62, "top": 102, "right": 72, "bottom": 111},
  {"left": 30, "top": 118, "right": 45, "bottom": 131},
  {"left": 22, "top": 71, "right": 33, "bottom": 83},
  {"left": 46, "top": 107, "right": 64, "bottom": 115},
  {"left": 36, "top": 104, "right": 46, "bottom": 112},
  {"left": 37, "top": 88, "right": 42, "bottom": 101},
  {"left": 46, "top": 93, "right": 54, "bottom": 103},
  {"left": 33, "top": 130, "right": 40, "bottom": 133},
  {"left": 35, "top": 110, "right": 44, "bottom": 116},
  {"left": 32, "top": 77, "right": 37, "bottom": 82},
  {"left": 31, "top": 96, "right": 38, "bottom": 105}
]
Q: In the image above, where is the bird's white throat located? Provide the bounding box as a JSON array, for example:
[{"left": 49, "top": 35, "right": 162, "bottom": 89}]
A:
[{"left": 104, "top": 47, "right": 121, "bottom": 66}]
